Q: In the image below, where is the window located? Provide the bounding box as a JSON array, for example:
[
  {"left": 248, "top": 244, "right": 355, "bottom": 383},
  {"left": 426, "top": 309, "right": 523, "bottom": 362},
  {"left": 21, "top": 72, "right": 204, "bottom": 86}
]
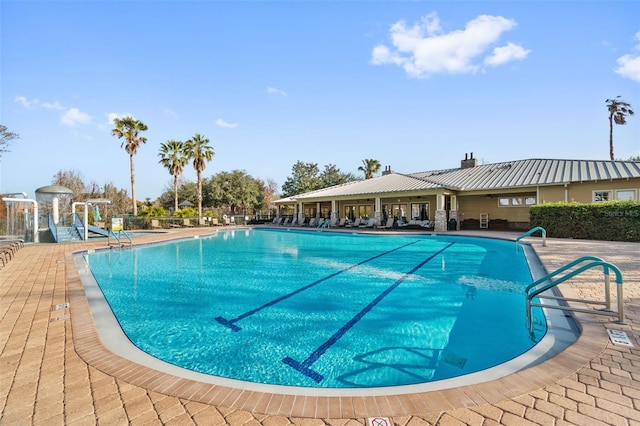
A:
[
  {"left": 411, "top": 203, "right": 430, "bottom": 220},
  {"left": 593, "top": 191, "right": 612, "bottom": 202},
  {"left": 498, "top": 195, "right": 536, "bottom": 207},
  {"left": 344, "top": 205, "right": 356, "bottom": 220},
  {"left": 616, "top": 190, "right": 636, "bottom": 201}
]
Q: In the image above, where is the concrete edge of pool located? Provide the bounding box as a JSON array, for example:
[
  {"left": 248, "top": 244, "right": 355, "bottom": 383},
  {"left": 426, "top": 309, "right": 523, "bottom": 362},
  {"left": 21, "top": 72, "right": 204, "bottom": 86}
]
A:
[{"left": 65, "top": 231, "right": 610, "bottom": 418}]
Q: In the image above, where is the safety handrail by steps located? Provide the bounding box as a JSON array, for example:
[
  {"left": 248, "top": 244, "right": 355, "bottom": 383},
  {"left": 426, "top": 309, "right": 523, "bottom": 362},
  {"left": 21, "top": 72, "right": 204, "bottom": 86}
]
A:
[
  {"left": 47, "top": 213, "right": 58, "bottom": 243},
  {"left": 108, "top": 230, "right": 132, "bottom": 248},
  {"left": 525, "top": 256, "right": 625, "bottom": 334},
  {"left": 516, "top": 226, "right": 546, "bottom": 251}
]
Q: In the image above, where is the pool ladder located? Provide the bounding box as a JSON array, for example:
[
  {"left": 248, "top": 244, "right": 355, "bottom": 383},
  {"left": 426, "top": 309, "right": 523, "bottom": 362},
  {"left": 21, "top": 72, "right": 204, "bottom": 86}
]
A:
[
  {"left": 108, "top": 230, "right": 132, "bottom": 248},
  {"left": 516, "top": 226, "right": 546, "bottom": 251},
  {"left": 525, "top": 256, "right": 625, "bottom": 335}
]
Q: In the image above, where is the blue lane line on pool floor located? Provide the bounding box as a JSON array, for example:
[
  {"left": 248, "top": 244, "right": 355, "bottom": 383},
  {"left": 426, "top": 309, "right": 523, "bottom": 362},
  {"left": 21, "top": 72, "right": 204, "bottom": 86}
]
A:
[
  {"left": 282, "top": 241, "right": 456, "bottom": 383},
  {"left": 215, "top": 240, "right": 421, "bottom": 331}
]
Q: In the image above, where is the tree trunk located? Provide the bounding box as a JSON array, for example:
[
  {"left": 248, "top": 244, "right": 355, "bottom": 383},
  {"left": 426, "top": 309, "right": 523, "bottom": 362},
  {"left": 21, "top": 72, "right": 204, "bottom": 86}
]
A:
[
  {"left": 609, "top": 114, "right": 615, "bottom": 161},
  {"left": 197, "top": 171, "right": 203, "bottom": 220},
  {"left": 130, "top": 154, "right": 137, "bottom": 216},
  {"left": 173, "top": 174, "right": 179, "bottom": 212}
]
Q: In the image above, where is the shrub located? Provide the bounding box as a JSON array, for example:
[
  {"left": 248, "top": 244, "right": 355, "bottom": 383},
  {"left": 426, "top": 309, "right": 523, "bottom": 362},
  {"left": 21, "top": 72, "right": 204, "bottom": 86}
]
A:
[{"left": 530, "top": 201, "right": 640, "bottom": 242}]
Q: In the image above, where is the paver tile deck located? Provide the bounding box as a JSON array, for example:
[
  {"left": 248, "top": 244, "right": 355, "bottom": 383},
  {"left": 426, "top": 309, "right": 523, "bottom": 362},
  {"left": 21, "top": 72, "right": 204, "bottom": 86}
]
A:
[{"left": 1, "top": 227, "right": 638, "bottom": 425}]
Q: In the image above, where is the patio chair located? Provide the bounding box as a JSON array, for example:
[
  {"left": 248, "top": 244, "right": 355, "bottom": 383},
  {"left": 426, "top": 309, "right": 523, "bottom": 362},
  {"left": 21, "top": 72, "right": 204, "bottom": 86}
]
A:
[
  {"left": 183, "top": 219, "right": 195, "bottom": 227},
  {"left": 359, "top": 218, "right": 376, "bottom": 229},
  {"left": 345, "top": 218, "right": 361, "bottom": 228},
  {"left": 378, "top": 217, "right": 394, "bottom": 230}
]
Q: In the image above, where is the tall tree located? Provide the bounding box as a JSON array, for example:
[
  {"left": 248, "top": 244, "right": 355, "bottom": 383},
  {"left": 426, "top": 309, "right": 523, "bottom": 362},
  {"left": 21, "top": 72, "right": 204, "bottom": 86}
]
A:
[
  {"left": 206, "top": 170, "right": 262, "bottom": 214},
  {"left": 51, "top": 170, "right": 87, "bottom": 197},
  {"left": 358, "top": 159, "right": 381, "bottom": 179},
  {"left": 0, "top": 124, "right": 20, "bottom": 158},
  {"left": 111, "top": 116, "right": 148, "bottom": 215},
  {"left": 184, "top": 134, "right": 214, "bottom": 219},
  {"left": 320, "top": 164, "right": 358, "bottom": 187},
  {"left": 606, "top": 97, "right": 635, "bottom": 160},
  {"left": 281, "top": 161, "right": 322, "bottom": 197},
  {"left": 158, "top": 140, "right": 188, "bottom": 212}
]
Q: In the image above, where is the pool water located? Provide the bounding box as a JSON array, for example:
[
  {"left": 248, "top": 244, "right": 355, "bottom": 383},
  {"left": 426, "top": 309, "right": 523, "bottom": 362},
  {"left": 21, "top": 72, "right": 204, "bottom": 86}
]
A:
[{"left": 84, "top": 229, "right": 547, "bottom": 388}]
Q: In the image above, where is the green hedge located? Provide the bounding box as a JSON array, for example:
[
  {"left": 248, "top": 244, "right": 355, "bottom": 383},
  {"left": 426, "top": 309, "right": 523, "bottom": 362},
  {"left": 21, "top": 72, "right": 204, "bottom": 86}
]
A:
[{"left": 529, "top": 200, "right": 640, "bottom": 242}]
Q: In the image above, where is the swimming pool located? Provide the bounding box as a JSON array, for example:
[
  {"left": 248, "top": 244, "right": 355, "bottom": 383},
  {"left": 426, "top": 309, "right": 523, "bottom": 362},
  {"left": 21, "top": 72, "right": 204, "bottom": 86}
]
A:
[{"left": 80, "top": 229, "right": 552, "bottom": 389}]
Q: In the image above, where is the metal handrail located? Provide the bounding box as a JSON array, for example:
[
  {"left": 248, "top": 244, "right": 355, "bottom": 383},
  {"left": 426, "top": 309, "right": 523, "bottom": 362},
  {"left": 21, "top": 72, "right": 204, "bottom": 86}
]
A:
[
  {"left": 516, "top": 226, "right": 546, "bottom": 250},
  {"left": 526, "top": 256, "right": 625, "bottom": 335},
  {"left": 47, "top": 214, "right": 58, "bottom": 243},
  {"left": 108, "top": 230, "right": 132, "bottom": 248},
  {"left": 72, "top": 213, "right": 85, "bottom": 240}
]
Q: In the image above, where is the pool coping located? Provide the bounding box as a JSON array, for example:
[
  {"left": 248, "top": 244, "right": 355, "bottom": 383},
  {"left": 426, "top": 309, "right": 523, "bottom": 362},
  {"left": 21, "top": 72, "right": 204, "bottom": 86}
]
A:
[{"left": 65, "top": 230, "right": 610, "bottom": 418}]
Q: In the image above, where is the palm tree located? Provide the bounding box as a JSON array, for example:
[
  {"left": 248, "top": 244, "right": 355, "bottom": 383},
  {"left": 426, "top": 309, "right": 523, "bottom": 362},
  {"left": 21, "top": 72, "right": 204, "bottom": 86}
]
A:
[
  {"left": 606, "top": 97, "right": 634, "bottom": 160},
  {"left": 111, "top": 116, "right": 148, "bottom": 216},
  {"left": 158, "top": 140, "right": 188, "bottom": 212},
  {"left": 184, "top": 134, "right": 215, "bottom": 220},
  {"left": 358, "top": 158, "right": 382, "bottom": 179}
]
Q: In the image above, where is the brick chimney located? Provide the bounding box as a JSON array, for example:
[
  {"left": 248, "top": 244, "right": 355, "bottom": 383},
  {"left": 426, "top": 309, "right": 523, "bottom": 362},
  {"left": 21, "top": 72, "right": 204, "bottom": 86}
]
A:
[
  {"left": 461, "top": 152, "right": 478, "bottom": 169},
  {"left": 382, "top": 165, "right": 394, "bottom": 175}
]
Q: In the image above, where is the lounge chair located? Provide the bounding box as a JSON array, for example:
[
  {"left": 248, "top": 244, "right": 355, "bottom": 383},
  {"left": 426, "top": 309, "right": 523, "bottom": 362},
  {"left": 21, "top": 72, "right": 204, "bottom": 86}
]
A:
[
  {"left": 183, "top": 219, "right": 194, "bottom": 227},
  {"left": 378, "top": 217, "right": 394, "bottom": 230},
  {"left": 198, "top": 218, "right": 209, "bottom": 226},
  {"left": 359, "top": 218, "right": 376, "bottom": 229},
  {"left": 211, "top": 218, "right": 220, "bottom": 226},
  {"left": 345, "top": 218, "right": 361, "bottom": 228},
  {"left": 421, "top": 220, "right": 435, "bottom": 229},
  {"left": 151, "top": 219, "right": 163, "bottom": 229},
  {"left": 317, "top": 218, "right": 329, "bottom": 228},
  {"left": 290, "top": 217, "right": 298, "bottom": 226},
  {"left": 307, "top": 218, "right": 317, "bottom": 227},
  {"left": 281, "top": 217, "right": 290, "bottom": 226},
  {"left": 336, "top": 218, "right": 346, "bottom": 227}
]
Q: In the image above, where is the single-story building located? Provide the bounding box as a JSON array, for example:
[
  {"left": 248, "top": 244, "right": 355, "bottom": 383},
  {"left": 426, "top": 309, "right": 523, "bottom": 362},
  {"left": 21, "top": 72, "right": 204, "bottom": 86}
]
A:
[{"left": 274, "top": 154, "right": 640, "bottom": 232}]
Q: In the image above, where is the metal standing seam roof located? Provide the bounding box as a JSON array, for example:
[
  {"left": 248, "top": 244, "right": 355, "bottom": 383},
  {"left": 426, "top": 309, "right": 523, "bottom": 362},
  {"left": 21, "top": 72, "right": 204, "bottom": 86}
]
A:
[
  {"left": 287, "top": 172, "right": 444, "bottom": 201},
  {"left": 411, "top": 159, "right": 640, "bottom": 190},
  {"left": 277, "top": 159, "right": 640, "bottom": 202}
]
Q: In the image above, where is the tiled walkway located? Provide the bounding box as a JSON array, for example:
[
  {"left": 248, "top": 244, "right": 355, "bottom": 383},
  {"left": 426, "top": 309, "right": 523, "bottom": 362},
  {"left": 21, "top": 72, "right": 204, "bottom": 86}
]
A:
[{"left": 1, "top": 228, "right": 638, "bottom": 425}]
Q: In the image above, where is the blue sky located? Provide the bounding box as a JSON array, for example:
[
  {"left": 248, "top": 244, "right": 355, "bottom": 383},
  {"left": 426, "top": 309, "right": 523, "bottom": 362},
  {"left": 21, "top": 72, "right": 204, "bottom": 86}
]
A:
[{"left": 2, "top": 1, "right": 639, "bottom": 201}]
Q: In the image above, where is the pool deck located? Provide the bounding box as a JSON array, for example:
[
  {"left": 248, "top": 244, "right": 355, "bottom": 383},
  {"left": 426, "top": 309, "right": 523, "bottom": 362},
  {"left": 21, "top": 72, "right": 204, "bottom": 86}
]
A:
[{"left": 1, "top": 226, "right": 638, "bottom": 425}]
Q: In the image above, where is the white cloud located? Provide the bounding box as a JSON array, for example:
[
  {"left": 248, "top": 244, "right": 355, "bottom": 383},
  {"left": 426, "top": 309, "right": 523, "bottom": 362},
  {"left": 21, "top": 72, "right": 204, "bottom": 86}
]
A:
[
  {"left": 60, "top": 108, "right": 92, "bottom": 126},
  {"left": 164, "top": 108, "right": 179, "bottom": 119},
  {"left": 485, "top": 42, "right": 531, "bottom": 66},
  {"left": 14, "top": 96, "right": 38, "bottom": 108},
  {"left": 371, "top": 12, "right": 529, "bottom": 78},
  {"left": 106, "top": 112, "right": 136, "bottom": 126},
  {"left": 267, "top": 86, "right": 287, "bottom": 96},
  {"left": 42, "top": 100, "right": 64, "bottom": 110},
  {"left": 215, "top": 118, "right": 238, "bottom": 128},
  {"left": 614, "top": 31, "right": 640, "bottom": 83}
]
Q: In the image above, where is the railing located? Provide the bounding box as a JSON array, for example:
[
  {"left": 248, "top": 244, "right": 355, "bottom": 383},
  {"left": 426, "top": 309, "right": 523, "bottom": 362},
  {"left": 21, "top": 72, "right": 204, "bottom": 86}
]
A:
[
  {"left": 47, "top": 214, "right": 58, "bottom": 243},
  {"left": 516, "top": 226, "right": 546, "bottom": 250},
  {"left": 108, "top": 230, "right": 132, "bottom": 248},
  {"left": 73, "top": 213, "right": 85, "bottom": 240},
  {"left": 525, "top": 256, "right": 625, "bottom": 334}
]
